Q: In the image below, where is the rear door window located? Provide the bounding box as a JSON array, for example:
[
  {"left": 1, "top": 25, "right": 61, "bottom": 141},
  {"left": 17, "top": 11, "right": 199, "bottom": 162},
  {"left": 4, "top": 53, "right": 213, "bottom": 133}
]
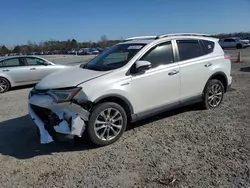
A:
[{"left": 176, "top": 40, "right": 205, "bottom": 61}]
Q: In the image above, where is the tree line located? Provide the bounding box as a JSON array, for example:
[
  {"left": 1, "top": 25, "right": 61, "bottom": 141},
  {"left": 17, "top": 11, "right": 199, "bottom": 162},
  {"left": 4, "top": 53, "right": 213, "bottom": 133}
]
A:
[
  {"left": 0, "top": 32, "right": 250, "bottom": 56},
  {"left": 0, "top": 35, "right": 121, "bottom": 55}
]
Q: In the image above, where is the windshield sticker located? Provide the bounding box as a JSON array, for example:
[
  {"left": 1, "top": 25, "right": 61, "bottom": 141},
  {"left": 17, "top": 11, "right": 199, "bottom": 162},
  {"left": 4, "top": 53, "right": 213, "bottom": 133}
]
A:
[{"left": 127, "top": 45, "right": 143, "bottom": 50}]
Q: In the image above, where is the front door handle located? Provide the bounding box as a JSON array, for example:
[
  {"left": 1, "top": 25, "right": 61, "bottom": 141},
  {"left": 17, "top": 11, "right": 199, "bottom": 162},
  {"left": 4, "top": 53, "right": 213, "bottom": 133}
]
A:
[
  {"left": 168, "top": 70, "right": 179, "bottom": 76},
  {"left": 2, "top": 69, "right": 9, "bottom": 72},
  {"left": 30, "top": 67, "right": 36, "bottom": 70},
  {"left": 205, "top": 63, "right": 212, "bottom": 67}
]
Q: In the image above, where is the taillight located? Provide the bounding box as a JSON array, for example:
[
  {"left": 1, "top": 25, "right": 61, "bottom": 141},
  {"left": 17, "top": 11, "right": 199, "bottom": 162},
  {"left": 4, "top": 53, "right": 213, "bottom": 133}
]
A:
[{"left": 224, "top": 54, "right": 231, "bottom": 59}]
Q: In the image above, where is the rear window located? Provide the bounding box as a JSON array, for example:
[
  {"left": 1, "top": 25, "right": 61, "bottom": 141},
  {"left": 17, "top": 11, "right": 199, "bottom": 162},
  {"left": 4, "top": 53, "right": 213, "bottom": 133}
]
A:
[{"left": 200, "top": 40, "right": 215, "bottom": 54}]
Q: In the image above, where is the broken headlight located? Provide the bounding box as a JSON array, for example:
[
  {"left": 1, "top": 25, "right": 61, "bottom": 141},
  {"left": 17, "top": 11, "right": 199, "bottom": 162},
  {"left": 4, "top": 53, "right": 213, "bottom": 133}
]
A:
[{"left": 47, "top": 87, "right": 82, "bottom": 103}]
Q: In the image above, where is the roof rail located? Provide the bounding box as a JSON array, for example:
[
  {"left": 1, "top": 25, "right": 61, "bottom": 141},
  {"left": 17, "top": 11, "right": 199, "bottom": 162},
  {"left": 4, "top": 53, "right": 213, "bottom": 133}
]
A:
[
  {"left": 155, "top": 33, "right": 211, "bottom": 39},
  {"left": 123, "top": 33, "right": 212, "bottom": 42},
  {"left": 123, "top": 36, "right": 157, "bottom": 41}
]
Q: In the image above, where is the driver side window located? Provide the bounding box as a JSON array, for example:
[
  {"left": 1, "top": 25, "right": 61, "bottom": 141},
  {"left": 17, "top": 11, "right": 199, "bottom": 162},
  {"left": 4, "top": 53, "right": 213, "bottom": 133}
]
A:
[
  {"left": 25, "top": 57, "right": 46, "bottom": 66},
  {"left": 140, "top": 41, "right": 174, "bottom": 68}
]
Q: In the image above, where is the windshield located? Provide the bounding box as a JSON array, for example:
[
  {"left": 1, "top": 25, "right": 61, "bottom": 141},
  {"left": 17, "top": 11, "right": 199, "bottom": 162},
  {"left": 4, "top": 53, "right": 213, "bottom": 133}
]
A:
[{"left": 81, "top": 43, "right": 146, "bottom": 71}]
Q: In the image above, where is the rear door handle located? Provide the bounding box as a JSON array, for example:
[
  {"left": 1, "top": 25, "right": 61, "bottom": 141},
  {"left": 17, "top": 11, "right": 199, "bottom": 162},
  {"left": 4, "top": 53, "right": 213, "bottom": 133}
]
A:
[
  {"left": 2, "top": 69, "right": 9, "bottom": 72},
  {"left": 205, "top": 63, "right": 212, "bottom": 67},
  {"left": 30, "top": 68, "right": 36, "bottom": 70},
  {"left": 168, "top": 70, "right": 179, "bottom": 76}
]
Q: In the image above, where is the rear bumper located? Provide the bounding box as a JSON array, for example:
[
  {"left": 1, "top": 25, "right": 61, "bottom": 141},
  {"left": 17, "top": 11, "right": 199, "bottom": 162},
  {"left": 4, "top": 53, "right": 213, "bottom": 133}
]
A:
[{"left": 28, "top": 94, "right": 89, "bottom": 144}]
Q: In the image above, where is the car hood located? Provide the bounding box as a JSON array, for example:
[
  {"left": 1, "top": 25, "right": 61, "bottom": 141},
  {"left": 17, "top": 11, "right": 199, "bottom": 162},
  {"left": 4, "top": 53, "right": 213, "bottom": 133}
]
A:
[{"left": 35, "top": 66, "right": 112, "bottom": 90}]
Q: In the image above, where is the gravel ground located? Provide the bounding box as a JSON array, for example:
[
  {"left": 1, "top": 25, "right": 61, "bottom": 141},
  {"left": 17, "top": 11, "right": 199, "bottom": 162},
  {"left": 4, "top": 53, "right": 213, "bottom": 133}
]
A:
[{"left": 0, "top": 50, "right": 250, "bottom": 188}]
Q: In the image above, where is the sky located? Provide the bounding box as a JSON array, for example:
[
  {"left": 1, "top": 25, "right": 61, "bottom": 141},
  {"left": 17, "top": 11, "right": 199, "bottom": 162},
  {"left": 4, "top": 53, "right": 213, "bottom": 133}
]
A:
[{"left": 1, "top": 0, "right": 250, "bottom": 46}]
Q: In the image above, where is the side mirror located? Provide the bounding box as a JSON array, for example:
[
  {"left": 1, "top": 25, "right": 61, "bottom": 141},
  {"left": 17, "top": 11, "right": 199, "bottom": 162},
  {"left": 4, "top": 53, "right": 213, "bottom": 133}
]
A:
[
  {"left": 135, "top": 60, "right": 151, "bottom": 72},
  {"left": 43, "top": 61, "right": 50, "bottom": 66}
]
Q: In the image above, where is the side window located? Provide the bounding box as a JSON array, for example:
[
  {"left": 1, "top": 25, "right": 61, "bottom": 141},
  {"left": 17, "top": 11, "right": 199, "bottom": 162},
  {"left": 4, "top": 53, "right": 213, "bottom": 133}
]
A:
[
  {"left": 0, "top": 61, "right": 4, "bottom": 68},
  {"left": 224, "top": 39, "right": 231, "bottom": 42},
  {"left": 3, "top": 58, "right": 21, "bottom": 67},
  {"left": 25, "top": 57, "right": 46, "bottom": 66},
  {"left": 140, "top": 42, "right": 174, "bottom": 68},
  {"left": 200, "top": 40, "right": 215, "bottom": 54},
  {"left": 176, "top": 40, "right": 204, "bottom": 61}
]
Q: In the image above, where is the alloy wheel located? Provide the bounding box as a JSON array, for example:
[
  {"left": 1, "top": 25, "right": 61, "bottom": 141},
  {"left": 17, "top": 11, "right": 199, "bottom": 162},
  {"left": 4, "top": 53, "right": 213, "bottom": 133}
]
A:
[
  {"left": 94, "top": 108, "right": 123, "bottom": 141},
  {"left": 0, "top": 79, "right": 8, "bottom": 93},
  {"left": 208, "top": 83, "right": 223, "bottom": 107}
]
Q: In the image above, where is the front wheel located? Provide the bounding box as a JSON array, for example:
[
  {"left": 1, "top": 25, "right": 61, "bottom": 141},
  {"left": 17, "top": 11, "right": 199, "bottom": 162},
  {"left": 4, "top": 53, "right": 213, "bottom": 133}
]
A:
[
  {"left": 202, "top": 79, "right": 225, "bottom": 109},
  {"left": 236, "top": 44, "right": 242, "bottom": 49},
  {"left": 87, "top": 102, "right": 127, "bottom": 146}
]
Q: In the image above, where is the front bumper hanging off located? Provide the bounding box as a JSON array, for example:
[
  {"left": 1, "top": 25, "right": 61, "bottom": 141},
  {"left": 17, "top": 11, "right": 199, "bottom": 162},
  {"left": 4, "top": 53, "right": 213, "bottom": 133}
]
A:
[{"left": 28, "top": 94, "right": 90, "bottom": 144}]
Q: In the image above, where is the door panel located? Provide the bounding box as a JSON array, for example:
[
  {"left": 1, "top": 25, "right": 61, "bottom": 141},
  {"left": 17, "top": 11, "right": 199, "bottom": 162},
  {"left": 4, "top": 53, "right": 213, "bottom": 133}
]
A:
[
  {"left": 175, "top": 39, "right": 212, "bottom": 100},
  {"left": 178, "top": 58, "right": 212, "bottom": 100},
  {"left": 129, "top": 41, "right": 180, "bottom": 114},
  {"left": 130, "top": 64, "right": 180, "bottom": 113},
  {"left": 1, "top": 58, "right": 32, "bottom": 84},
  {"left": 24, "top": 57, "right": 56, "bottom": 81}
]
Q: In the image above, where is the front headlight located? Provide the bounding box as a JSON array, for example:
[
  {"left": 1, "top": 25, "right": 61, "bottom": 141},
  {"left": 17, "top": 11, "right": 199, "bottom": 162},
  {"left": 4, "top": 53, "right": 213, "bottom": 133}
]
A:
[{"left": 47, "top": 87, "right": 82, "bottom": 103}]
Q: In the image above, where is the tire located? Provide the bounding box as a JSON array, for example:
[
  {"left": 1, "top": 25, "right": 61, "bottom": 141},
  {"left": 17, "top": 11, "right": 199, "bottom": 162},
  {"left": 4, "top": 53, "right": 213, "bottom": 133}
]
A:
[
  {"left": 202, "top": 79, "right": 225, "bottom": 109},
  {"left": 0, "top": 77, "right": 10, "bottom": 93},
  {"left": 87, "top": 102, "right": 127, "bottom": 146},
  {"left": 236, "top": 44, "right": 242, "bottom": 49}
]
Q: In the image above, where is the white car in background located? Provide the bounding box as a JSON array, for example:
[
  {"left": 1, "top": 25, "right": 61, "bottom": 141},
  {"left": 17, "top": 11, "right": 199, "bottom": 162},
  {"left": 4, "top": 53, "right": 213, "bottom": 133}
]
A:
[
  {"left": 219, "top": 37, "right": 248, "bottom": 49},
  {"left": 0, "top": 55, "right": 69, "bottom": 93}
]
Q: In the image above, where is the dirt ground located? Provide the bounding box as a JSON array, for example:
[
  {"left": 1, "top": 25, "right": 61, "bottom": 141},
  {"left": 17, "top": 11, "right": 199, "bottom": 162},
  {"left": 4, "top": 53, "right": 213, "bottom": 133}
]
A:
[{"left": 0, "top": 51, "right": 250, "bottom": 187}]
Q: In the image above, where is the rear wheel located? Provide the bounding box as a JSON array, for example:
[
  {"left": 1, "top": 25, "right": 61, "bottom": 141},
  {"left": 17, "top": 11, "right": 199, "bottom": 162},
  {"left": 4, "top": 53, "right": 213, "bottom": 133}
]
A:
[
  {"left": 87, "top": 102, "right": 127, "bottom": 146},
  {"left": 0, "top": 77, "right": 10, "bottom": 93},
  {"left": 202, "top": 79, "right": 224, "bottom": 109}
]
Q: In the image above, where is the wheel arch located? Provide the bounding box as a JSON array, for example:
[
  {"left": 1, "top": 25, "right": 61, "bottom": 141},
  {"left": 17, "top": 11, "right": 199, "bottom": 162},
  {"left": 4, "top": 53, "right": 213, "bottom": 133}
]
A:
[
  {"left": 203, "top": 71, "right": 228, "bottom": 93},
  {"left": 93, "top": 94, "right": 134, "bottom": 120},
  {"left": 236, "top": 43, "right": 243, "bottom": 49}
]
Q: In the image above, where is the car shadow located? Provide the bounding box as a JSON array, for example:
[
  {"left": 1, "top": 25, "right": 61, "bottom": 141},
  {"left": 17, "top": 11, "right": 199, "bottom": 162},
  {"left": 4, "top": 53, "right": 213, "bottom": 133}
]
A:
[
  {"left": 0, "top": 115, "right": 95, "bottom": 159},
  {"left": 0, "top": 104, "right": 204, "bottom": 160},
  {"left": 240, "top": 67, "right": 250, "bottom": 72},
  {"left": 127, "top": 104, "right": 202, "bottom": 131}
]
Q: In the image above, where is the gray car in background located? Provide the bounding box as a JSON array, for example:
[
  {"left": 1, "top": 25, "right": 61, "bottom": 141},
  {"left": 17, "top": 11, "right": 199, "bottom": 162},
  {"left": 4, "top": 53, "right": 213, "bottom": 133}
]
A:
[{"left": 0, "top": 55, "right": 69, "bottom": 93}]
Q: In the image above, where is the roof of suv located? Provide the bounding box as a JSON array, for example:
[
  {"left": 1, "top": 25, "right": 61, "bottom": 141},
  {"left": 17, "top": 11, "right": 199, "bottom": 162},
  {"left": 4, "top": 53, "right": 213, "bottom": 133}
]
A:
[{"left": 120, "top": 33, "right": 219, "bottom": 45}]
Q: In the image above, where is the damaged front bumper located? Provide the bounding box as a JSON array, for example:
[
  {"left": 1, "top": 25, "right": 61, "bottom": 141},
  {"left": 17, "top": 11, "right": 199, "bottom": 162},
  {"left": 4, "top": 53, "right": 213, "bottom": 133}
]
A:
[{"left": 28, "top": 93, "right": 90, "bottom": 144}]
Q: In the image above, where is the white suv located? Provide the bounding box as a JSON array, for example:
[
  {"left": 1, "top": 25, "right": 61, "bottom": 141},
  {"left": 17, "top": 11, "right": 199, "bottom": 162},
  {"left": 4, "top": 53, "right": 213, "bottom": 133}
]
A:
[{"left": 28, "top": 33, "right": 232, "bottom": 146}]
